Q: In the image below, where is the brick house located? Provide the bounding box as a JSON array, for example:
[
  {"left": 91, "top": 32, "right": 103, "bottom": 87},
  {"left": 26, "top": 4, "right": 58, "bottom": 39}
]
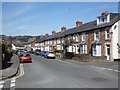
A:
[{"left": 35, "top": 11, "right": 120, "bottom": 61}]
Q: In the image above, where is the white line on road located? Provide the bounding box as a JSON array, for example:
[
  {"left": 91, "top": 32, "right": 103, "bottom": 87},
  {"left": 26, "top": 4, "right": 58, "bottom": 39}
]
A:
[
  {"left": 0, "top": 81, "right": 4, "bottom": 90},
  {"left": 114, "top": 70, "right": 120, "bottom": 72},
  {"left": 0, "top": 85, "right": 4, "bottom": 89},
  {"left": 10, "top": 77, "right": 16, "bottom": 89},
  {"left": 106, "top": 68, "right": 113, "bottom": 71},
  {"left": 10, "top": 83, "right": 15, "bottom": 88},
  {"left": 11, "top": 78, "right": 16, "bottom": 83},
  {"left": 0, "top": 81, "right": 4, "bottom": 84},
  {"left": 90, "top": 66, "right": 120, "bottom": 72}
]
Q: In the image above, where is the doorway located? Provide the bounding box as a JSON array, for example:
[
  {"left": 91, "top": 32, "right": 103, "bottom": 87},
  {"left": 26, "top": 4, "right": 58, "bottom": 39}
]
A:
[{"left": 106, "top": 45, "right": 110, "bottom": 60}]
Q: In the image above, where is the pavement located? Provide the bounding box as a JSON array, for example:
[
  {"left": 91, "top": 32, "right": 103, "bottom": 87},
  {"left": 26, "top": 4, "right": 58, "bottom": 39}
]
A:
[{"left": 0, "top": 54, "right": 20, "bottom": 80}]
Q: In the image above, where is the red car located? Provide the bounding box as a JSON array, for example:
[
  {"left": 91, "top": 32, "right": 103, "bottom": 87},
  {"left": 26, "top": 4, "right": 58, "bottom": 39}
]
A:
[{"left": 19, "top": 53, "right": 32, "bottom": 63}]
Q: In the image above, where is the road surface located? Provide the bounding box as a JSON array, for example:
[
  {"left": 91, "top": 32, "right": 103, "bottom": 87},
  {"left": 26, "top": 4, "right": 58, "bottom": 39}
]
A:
[{"left": 1, "top": 54, "right": 119, "bottom": 89}]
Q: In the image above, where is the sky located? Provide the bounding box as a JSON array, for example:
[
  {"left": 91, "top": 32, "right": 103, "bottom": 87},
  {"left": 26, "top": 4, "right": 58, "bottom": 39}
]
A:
[{"left": 2, "top": 2, "right": 118, "bottom": 36}]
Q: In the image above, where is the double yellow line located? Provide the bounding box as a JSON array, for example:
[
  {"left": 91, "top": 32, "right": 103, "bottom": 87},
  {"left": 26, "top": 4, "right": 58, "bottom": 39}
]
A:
[
  {"left": 3, "top": 63, "right": 25, "bottom": 83},
  {"left": 15, "top": 64, "right": 24, "bottom": 79}
]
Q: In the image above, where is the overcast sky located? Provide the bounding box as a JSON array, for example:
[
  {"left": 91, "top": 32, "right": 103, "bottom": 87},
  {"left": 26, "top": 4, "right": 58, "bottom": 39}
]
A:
[{"left": 2, "top": 2, "right": 118, "bottom": 36}]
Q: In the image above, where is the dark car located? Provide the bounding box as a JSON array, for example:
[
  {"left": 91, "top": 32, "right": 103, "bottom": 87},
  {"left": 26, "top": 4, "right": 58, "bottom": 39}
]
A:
[
  {"left": 40, "top": 51, "right": 47, "bottom": 57},
  {"left": 34, "top": 49, "right": 41, "bottom": 55}
]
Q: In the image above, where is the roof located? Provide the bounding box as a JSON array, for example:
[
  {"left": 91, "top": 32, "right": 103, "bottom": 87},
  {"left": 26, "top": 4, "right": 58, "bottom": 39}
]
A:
[
  {"left": 35, "top": 36, "right": 49, "bottom": 43},
  {"left": 35, "top": 13, "right": 120, "bottom": 43},
  {"left": 64, "top": 13, "right": 120, "bottom": 35},
  {"left": 14, "top": 44, "right": 24, "bottom": 47}
]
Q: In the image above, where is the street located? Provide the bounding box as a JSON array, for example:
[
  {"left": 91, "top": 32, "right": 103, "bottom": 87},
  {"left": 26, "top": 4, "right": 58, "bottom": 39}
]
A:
[{"left": 1, "top": 54, "right": 119, "bottom": 88}]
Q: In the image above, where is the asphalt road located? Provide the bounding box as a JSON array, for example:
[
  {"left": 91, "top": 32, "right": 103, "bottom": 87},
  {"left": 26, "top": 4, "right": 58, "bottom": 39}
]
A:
[{"left": 2, "top": 54, "right": 119, "bottom": 88}]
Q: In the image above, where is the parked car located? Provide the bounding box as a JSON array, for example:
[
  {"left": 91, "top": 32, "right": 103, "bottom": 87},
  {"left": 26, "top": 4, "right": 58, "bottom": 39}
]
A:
[
  {"left": 17, "top": 49, "right": 24, "bottom": 57},
  {"left": 34, "top": 49, "right": 41, "bottom": 55},
  {"left": 19, "top": 52, "right": 32, "bottom": 63},
  {"left": 44, "top": 52, "right": 56, "bottom": 59},
  {"left": 40, "top": 51, "right": 47, "bottom": 57}
]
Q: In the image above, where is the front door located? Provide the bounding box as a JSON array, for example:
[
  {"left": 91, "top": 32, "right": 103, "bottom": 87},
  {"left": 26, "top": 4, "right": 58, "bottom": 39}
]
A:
[{"left": 106, "top": 45, "right": 110, "bottom": 60}]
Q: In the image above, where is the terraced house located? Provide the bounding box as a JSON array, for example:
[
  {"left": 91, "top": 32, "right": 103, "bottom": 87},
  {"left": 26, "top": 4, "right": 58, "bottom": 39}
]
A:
[{"left": 33, "top": 11, "right": 120, "bottom": 61}]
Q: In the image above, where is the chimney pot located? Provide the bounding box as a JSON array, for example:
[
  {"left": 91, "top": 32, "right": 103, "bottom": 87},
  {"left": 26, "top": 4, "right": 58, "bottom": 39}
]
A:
[
  {"left": 76, "top": 21, "right": 82, "bottom": 27},
  {"left": 52, "top": 30, "right": 56, "bottom": 35},
  {"left": 101, "top": 11, "right": 109, "bottom": 15},
  {"left": 45, "top": 34, "right": 49, "bottom": 37},
  {"left": 61, "top": 26, "right": 66, "bottom": 32}
]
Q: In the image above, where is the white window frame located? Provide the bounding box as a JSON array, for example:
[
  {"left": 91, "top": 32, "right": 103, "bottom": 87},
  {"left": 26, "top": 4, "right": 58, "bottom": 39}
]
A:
[
  {"left": 82, "top": 32, "right": 86, "bottom": 41},
  {"left": 76, "top": 34, "right": 79, "bottom": 42},
  {"left": 93, "top": 45, "right": 101, "bottom": 56},
  {"left": 97, "top": 14, "right": 110, "bottom": 25},
  {"left": 94, "top": 30, "right": 100, "bottom": 40},
  {"left": 105, "top": 29, "right": 110, "bottom": 40},
  {"left": 73, "top": 35, "right": 76, "bottom": 41},
  {"left": 80, "top": 44, "right": 87, "bottom": 54}
]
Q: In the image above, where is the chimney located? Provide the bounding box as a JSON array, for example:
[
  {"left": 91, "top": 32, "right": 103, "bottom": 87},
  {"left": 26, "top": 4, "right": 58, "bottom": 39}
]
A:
[
  {"left": 76, "top": 20, "right": 82, "bottom": 27},
  {"left": 40, "top": 34, "right": 44, "bottom": 38},
  {"left": 45, "top": 34, "right": 49, "bottom": 37},
  {"left": 101, "top": 11, "right": 109, "bottom": 15},
  {"left": 52, "top": 30, "right": 56, "bottom": 35},
  {"left": 61, "top": 26, "right": 66, "bottom": 32}
]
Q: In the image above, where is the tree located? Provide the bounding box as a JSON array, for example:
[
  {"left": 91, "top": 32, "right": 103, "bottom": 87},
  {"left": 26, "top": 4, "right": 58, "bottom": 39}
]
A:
[{"left": 61, "top": 37, "right": 75, "bottom": 60}]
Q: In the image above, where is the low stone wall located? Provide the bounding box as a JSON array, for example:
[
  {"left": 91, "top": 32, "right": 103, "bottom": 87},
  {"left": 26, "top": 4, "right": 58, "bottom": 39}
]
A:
[
  {"left": 55, "top": 52, "right": 62, "bottom": 59},
  {"left": 73, "top": 54, "right": 107, "bottom": 62}
]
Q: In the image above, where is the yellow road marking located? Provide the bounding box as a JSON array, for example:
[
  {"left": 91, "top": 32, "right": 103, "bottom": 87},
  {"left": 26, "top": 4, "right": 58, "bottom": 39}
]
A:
[
  {"left": 15, "top": 64, "right": 24, "bottom": 79},
  {"left": 2, "top": 63, "right": 25, "bottom": 83}
]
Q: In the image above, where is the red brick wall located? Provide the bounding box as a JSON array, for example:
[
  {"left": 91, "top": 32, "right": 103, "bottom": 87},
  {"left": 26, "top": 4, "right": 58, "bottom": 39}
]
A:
[
  {"left": 100, "top": 29, "right": 105, "bottom": 56},
  {"left": 87, "top": 31, "right": 94, "bottom": 55}
]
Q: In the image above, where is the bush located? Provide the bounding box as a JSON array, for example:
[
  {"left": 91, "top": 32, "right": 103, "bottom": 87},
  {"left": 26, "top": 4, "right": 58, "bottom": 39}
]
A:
[
  {"left": 65, "top": 52, "right": 74, "bottom": 59},
  {"left": 2, "top": 43, "right": 12, "bottom": 61}
]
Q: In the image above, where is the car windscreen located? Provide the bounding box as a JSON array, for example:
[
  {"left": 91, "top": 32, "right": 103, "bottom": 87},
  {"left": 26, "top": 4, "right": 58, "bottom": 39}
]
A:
[{"left": 23, "top": 53, "right": 30, "bottom": 56}]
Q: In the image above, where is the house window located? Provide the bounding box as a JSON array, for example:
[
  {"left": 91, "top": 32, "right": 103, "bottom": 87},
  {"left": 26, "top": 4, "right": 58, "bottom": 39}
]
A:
[
  {"left": 80, "top": 45, "right": 83, "bottom": 54},
  {"left": 97, "top": 15, "right": 109, "bottom": 25},
  {"left": 105, "top": 29, "right": 110, "bottom": 39},
  {"left": 80, "top": 44, "right": 87, "bottom": 54},
  {"left": 93, "top": 45, "right": 97, "bottom": 55},
  {"left": 94, "top": 30, "right": 99, "bottom": 40},
  {"left": 76, "top": 34, "right": 79, "bottom": 42},
  {"left": 82, "top": 32, "right": 86, "bottom": 41}
]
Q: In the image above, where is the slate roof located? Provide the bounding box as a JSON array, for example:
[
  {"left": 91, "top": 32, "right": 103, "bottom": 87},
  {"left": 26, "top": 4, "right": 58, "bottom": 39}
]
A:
[
  {"left": 64, "top": 13, "right": 120, "bottom": 35},
  {"left": 35, "top": 36, "right": 48, "bottom": 43},
  {"left": 14, "top": 44, "right": 24, "bottom": 47},
  {"left": 35, "top": 13, "right": 120, "bottom": 43}
]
